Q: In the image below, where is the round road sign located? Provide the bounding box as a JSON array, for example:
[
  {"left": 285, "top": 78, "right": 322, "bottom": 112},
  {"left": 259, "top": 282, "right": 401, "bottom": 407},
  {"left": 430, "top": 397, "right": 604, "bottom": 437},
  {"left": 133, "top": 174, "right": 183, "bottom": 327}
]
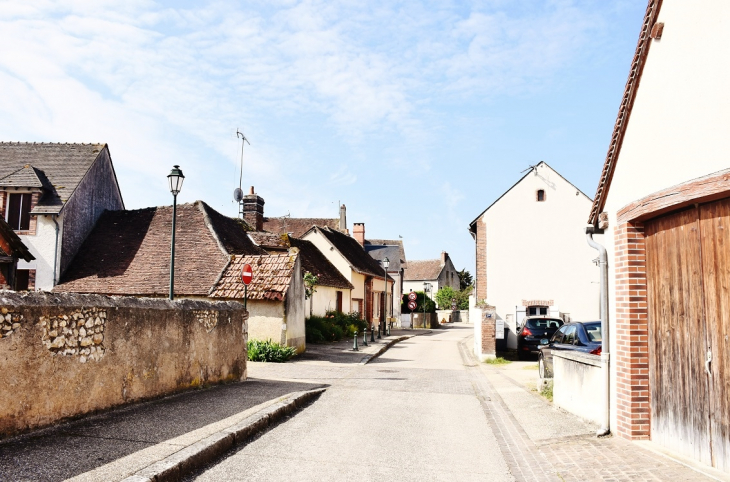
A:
[
  {"left": 241, "top": 264, "right": 253, "bottom": 285},
  {"left": 407, "top": 301, "right": 417, "bottom": 310},
  {"left": 408, "top": 292, "right": 417, "bottom": 302}
]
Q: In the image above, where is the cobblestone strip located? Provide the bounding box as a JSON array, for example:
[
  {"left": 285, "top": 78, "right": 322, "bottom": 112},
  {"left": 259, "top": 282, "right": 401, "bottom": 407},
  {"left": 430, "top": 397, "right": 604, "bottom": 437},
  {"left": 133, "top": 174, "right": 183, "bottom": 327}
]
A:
[{"left": 457, "top": 338, "right": 560, "bottom": 482}]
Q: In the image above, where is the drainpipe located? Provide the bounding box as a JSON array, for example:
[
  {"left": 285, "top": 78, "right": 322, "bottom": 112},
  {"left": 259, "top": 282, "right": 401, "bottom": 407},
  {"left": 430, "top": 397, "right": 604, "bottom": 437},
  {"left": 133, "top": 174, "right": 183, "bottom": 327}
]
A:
[
  {"left": 52, "top": 215, "right": 60, "bottom": 286},
  {"left": 586, "top": 226, "right": 610, "bottom": 437}
]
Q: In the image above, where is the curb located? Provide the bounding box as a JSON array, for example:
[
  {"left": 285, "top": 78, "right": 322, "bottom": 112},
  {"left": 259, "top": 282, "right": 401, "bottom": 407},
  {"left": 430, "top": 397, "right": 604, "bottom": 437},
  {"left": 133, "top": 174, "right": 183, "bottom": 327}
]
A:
[
  {"left": 121, "top": 388, "right": 326, "bottom": 482},
  {"left": 359, "top": 330, "right": 431, "bottom": 365}
]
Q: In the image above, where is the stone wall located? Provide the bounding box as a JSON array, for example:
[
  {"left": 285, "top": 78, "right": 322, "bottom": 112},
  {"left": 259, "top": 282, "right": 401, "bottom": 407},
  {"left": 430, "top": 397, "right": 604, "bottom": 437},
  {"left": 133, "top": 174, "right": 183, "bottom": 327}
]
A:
[{"left": 0, "top": 291, "right": 248, "bottom": 438}]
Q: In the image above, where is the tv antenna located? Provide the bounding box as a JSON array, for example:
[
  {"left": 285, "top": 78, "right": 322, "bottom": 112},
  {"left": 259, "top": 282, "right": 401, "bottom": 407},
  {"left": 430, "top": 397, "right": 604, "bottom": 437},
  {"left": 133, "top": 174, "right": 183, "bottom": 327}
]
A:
[{"left": 234, "top": 128, "right": 250, "bottom": 218}]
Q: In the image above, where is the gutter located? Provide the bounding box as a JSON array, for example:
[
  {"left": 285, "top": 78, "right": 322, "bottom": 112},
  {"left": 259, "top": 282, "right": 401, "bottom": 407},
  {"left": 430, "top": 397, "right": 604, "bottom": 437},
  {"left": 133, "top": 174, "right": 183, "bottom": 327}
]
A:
[
  {"left": 586, "top": 226, "right": 610, "bottom": 436},
  {"left": 52, "top": 215, "right": 60, "bottom": 286}
]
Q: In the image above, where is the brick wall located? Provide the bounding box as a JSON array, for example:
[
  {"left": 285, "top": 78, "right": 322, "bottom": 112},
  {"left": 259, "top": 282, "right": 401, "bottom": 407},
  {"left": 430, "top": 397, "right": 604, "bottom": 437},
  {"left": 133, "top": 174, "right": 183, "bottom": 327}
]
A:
[
  {"left": 481, "top": 305, "right": 496, "bottom": 357},
  {"left": 475, "top": 217, "right": 487, "bottom": 301},
  {"left": 613, "top": 221, "right": 650, "bottom": 439}
]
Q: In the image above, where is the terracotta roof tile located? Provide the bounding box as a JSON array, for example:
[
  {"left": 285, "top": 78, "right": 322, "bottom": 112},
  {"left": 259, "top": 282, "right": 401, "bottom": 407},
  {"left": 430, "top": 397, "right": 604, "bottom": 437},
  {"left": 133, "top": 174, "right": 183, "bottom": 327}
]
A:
[
  {"left": 403, "top": 259, "right": 443, "bottom": 281},
  {"left": 263, "top": 217, "right": 341, "bottom": 238},
  {"left": 316, "top": 227, "right": 391, "bottom": 280},
  {"left": 210, "top": 253, "right": 297, "bottom": 301}
]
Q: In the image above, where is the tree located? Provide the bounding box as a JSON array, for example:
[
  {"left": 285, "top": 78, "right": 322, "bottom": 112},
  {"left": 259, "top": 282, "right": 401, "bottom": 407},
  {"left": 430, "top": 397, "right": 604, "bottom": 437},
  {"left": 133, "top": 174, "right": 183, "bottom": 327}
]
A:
[
  {"left": 435, "top": 286, "right": 457, "bottom": 310},
  {"left": 401, "top": 291, "right": 435, "bottom": 313},
  {"left": 304, "top": 271, "right": 318, "bottom": 316},
  {"left": 458, "top": 269, "right": 473, "bottom": 291}
]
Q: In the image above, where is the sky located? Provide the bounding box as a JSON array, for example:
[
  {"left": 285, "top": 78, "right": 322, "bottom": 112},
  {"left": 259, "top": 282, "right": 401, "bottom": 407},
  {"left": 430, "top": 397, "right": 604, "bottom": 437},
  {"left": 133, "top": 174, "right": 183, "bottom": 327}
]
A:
[{"left": 0, "top": 0, "right": 647, "bottom": 274}]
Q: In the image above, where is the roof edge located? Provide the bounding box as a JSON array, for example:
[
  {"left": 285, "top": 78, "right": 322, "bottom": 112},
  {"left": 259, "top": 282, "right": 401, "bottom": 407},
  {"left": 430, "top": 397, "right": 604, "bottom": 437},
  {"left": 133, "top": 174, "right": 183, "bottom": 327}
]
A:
[{"left": 588, "top": 0, "right": 664, "bottom": 224}]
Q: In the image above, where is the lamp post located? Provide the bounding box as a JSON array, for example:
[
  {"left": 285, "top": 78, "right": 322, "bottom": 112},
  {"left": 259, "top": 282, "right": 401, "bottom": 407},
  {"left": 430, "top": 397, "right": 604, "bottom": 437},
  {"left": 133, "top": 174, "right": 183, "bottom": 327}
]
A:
[
  {"left": 382, "top": 257, "right": 389, "bottom": 336},
  {"left": 423, "top": 282, "right": 431, "bottom": 329},
  {"left": 167, "top": 165, "right": 185, "bottom": 300}
]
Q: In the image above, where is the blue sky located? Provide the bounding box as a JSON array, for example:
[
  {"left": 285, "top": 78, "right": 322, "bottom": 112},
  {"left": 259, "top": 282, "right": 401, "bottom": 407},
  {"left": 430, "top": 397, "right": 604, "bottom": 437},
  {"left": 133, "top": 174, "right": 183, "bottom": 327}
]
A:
[{"left": 0, "top": 0, "right": 645, "bottom": 273}]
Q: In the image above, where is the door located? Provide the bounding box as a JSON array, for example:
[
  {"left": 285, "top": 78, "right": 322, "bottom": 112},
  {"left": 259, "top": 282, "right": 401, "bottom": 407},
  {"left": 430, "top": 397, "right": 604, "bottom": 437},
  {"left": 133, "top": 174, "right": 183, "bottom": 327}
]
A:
[
  {"left": 336, "top": 291, "right": 343, "bottom": 313},
  {"left": 645, "top": 198, "right": 730, "bottom": 471}
]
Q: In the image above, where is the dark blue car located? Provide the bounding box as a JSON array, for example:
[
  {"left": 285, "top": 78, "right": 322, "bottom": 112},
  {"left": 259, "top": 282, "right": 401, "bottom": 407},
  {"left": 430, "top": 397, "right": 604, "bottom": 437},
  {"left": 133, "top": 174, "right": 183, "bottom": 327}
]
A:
[{"left": 537, "top": 321, "right": 602, "bottom": 378}]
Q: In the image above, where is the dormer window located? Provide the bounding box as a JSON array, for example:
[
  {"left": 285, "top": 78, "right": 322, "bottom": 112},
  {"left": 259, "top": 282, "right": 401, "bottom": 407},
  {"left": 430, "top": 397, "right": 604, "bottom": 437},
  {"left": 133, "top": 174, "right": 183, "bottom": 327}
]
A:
[
  {"left": 536, "top": 189, "right": 546, "bottom": 202},
  {"left": 7, "top": 193, "right": 32, "bottom": 231}
]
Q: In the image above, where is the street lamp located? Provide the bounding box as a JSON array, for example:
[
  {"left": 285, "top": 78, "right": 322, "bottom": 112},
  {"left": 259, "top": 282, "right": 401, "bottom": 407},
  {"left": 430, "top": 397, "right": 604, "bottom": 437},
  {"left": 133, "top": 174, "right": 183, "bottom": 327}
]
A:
[
  {"left": 382, "top": 257, "right": 390, "bottom": 336},
  {"left": 167, "top": 165, "right": 185, "bottom": 300},
  {"left": 423, "top": 282, "right": 431, "bottom": 329}
]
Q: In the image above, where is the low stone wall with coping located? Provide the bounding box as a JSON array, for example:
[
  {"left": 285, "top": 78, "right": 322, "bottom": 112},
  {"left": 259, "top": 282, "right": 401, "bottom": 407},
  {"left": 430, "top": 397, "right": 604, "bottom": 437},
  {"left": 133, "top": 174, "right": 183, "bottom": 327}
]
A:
[
  {"left": 0, "top": 291, "right": 248, "bottom": 438},
  {"left": 553, "top": 351, "right": 603, "bottom": 424}
]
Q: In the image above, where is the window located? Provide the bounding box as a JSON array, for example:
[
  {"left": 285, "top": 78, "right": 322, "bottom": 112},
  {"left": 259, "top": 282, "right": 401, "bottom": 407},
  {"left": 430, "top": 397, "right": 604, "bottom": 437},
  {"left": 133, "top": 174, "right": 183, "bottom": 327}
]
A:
[
  {"left": 352, "top": 299, "right": 362, "bottom": 315},
  {"left": 564, "top": 325, "right": 577, "bottom": 344},
  {"left": 551, "top": 326, "right": 567, "bottom": 343},
  {"left": 536, "top": 189, "right": 546, "bottom": 202},
  {"left": 7, "top": 193, "right": 32, "bottom": 231},
  {"left": 15, "top": 269, "right": 30, "bottom": 291},
  {"left": 527, "top": 306, "right": 548, "bottom": 316},
  {"left": 336, "top": 291, "right": 343, "bottom": 312}
]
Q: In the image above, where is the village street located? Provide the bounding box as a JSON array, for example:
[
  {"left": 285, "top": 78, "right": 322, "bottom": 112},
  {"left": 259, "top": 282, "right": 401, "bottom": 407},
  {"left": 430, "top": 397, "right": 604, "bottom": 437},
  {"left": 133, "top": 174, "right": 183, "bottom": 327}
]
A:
[{"left": 183, "top": 325, "right": 716, "bottom": 482}]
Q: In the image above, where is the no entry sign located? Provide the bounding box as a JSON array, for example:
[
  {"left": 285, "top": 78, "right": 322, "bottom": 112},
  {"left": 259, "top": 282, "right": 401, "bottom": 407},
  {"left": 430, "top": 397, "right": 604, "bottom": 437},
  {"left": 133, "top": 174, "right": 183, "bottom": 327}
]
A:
[
  {"left": 408, "top": 301, "right": 417, "bottom": 311},
  {"left": 241, "top": 264, "right": 253, "bottom": 285},
  {"left": 408, "top": 292, "right": 417, "bottom": 302}
]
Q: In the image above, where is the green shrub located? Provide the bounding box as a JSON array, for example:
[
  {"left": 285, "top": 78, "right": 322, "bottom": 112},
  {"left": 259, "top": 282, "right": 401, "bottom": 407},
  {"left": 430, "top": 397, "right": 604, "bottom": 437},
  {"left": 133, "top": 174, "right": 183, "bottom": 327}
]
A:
[
  {"left": 401, "top": 291, "right": 436, "bottom": 313},
  {"left": 247, "top": 339, "right": 296, "bottom": 362},
  {"left": 306, "top": 311, "right": 367, "bottom": 343}
]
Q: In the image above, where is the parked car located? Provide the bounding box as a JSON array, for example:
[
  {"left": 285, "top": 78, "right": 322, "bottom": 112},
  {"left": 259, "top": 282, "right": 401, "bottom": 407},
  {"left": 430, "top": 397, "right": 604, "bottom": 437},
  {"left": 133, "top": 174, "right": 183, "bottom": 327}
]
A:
[
  {"left": 537, "top": 321, "right": 602, "bottom": 378},
  {"left": 516, "top": 316, "right": 564, "bottom": 360}
]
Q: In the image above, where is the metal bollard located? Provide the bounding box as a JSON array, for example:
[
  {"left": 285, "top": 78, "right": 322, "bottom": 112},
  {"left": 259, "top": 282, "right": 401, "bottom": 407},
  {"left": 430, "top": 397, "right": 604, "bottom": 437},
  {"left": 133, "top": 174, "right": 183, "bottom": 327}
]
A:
[
  {"left": 353, "top": 331, "right": 359, "bottom": 351},
  {"left": 371, "top": 325, "right": 375, "bottom": 342},
  {"left": 377, "top": 325, "right": 382, "bottom": 339},
  {"left": 363, "top": 328, "right": 368, "bottom": 346},
  {"left": 387, "top": 323, "right": 390, "bottom": 336}
]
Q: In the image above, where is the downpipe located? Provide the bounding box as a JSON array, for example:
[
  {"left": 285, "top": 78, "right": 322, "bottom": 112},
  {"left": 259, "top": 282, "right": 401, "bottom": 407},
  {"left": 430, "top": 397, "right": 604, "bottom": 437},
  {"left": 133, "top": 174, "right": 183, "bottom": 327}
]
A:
[
  {"left": 586, "top": 226, "right": 610, "bottom": 437},
  {"left": 52, "top": 215, "right": 60, "bottom": 286}
]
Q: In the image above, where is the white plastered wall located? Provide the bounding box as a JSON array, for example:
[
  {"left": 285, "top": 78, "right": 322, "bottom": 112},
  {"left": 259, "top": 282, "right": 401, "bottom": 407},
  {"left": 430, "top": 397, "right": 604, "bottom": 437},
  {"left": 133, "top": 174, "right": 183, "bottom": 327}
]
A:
[
  {"left": 483, "top": 163, "right": 600, "bottom": 349},
  {"left": 310, "top": 285, "right": 352, "bottom": 316},
  {"left": 18, "top": 214, "right": 63, "bottom": 291},
  {"left": 600, "top": 0, "right": 730, "bottom": 435}
]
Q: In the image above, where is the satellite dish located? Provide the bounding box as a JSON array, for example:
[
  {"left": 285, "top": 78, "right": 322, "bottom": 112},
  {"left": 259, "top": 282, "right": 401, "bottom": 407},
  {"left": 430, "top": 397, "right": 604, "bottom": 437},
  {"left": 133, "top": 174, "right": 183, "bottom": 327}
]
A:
[{"left": 233, "top": 187, "right": 243, "bottom": 202}]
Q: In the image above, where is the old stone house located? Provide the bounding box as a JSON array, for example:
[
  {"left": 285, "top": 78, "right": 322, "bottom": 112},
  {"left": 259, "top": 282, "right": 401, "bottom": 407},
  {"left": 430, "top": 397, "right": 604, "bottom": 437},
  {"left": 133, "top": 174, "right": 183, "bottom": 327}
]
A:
[
  {"left": 402, "top": 252, "right": 459, "bottom": 308},
  {"left": 53, "top": 201, "right": 306, "bottom": 352},
  {"left": 302, "top": 225, "right": 393, "bottom": 328},
  {"left": 468, "top": 162, "right": 599, "bottom": 350},
  {"left": 586, "top": 0, "right": 730, "bottom": 471},
  {"left": 0, "top": 143, "right": 124, "bottom": 290}
]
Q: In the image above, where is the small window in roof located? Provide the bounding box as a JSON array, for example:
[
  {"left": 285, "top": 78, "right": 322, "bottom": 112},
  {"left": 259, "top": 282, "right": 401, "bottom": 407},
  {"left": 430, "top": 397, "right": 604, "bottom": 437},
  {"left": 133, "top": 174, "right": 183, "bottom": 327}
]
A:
[{"left": 536, "top": 189, "right": 546, "bottom": 202}]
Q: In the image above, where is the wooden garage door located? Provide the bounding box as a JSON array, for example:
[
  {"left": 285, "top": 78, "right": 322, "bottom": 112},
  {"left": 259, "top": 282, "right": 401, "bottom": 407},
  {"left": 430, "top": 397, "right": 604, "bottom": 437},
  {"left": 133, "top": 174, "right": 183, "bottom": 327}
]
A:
[{"left": 645, "top": 198, "right": 730, "bottom": 471}]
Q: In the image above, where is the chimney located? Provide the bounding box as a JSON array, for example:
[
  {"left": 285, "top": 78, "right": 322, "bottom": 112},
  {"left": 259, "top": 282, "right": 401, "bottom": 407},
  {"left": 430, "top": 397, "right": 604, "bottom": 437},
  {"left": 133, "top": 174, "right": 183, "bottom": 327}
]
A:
[
  {"left": 339, "top": 204, "right": 347, "bottom": 232},
  {"left": 242, "top": 186, "right": 265, "bottom": 231},
  {"left": 441, "top": 251, "right": 448, "bottom": 264},
  {"left": 353, "top": 223, "right": 365, "bottom": 246}
]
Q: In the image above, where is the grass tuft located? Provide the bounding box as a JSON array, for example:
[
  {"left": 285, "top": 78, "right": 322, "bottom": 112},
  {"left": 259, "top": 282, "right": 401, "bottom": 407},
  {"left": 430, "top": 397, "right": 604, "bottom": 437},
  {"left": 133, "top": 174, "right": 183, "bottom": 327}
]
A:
[{"left": 484, "top": 357, "right": 511, "bottom": 365}]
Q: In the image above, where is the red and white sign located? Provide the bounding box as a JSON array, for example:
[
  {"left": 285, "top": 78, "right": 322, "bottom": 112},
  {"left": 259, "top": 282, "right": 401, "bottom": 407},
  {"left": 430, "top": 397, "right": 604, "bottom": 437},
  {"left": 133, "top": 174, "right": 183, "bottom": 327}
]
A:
[
  {"left": 241, "top": 264, "right": 253, "bottom": 285},
  {"left": 408, "top": 292, "right": 417, "bottom": 302},
  {"left": 407, "top": 301, "right": 417, "bottom": 311}
]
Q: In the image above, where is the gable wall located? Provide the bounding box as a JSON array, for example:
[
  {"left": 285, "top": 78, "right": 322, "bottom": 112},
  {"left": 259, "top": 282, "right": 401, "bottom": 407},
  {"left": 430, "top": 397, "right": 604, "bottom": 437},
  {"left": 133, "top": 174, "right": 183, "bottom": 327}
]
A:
[
  {"left": 60, "top": 148, "right": 124, "bottom": 277},
  {"left": 601, "top": 0, "right": 730, "bottom": 439},
  {"left": 482, "top": 163, "right": 599, "bottom": 328}
]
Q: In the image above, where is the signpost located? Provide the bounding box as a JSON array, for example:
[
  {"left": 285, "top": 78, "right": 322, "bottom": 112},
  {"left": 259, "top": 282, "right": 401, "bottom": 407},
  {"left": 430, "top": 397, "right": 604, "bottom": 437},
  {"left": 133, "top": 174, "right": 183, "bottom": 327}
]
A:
[
  {"left": 407, "top": 292, "right": 417, "bottom": 329},
  {"left": 241, "top": 263, "right": 253, "bottom": 310},
  {"left": 407, "top": 301, "right": 417, "bottom": 311}
]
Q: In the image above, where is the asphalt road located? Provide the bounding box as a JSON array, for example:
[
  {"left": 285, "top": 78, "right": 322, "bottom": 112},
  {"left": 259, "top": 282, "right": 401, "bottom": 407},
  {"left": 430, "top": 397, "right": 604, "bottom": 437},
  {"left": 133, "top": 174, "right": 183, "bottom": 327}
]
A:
[{"left": 185, "top": 326, "right": 514, "bottom": 482}]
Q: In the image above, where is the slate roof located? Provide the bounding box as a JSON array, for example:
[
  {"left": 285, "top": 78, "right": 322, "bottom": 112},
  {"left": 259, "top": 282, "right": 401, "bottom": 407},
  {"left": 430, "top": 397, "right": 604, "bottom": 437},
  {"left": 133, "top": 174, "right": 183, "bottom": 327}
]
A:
[
  {"left": 313, "top": 226, "right": 391, "bottom": 280},
  {"left": 210, "top": 253, "right": 297, "bottom": 301},
  {"left": 289, "top": 236, "right": 354, "bottom": 290},
  {"left": 364, "top": 244, "right": 404, "bottom": 272},
  {"left": 404, "top": 259, "right": 443, "bottom": 281},
  {"left": 263, "top": 217, "right": 341, "bottom": 238},
  {"left": 55, "top": 201, "right": 266, "bottom": 297},
  {"left": 588, "top": 0, "right": 663, "bottom": 224},
  {"left": 365, "top": 239, "right": 406, "bottom": 266},
  {"left": 0, "top": 143, "right": 115, "bottom": 214},
  {"left": 0, "top": 217, "right": 34, "bottom": 261}
]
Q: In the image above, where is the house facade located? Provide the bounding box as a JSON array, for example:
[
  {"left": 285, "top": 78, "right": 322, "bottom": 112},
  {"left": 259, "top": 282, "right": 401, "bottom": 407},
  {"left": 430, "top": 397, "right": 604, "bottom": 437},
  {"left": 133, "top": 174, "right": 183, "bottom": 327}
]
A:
[
  {"left": 402, "top": 252, "right": 459, "bottom": 308},
  {"left": 0, "top": 143, "right": 124, "bottom": 291},
  {"left": 364, "top": 238, "right": 406, "bottom": 319},
  {"left": 302, "top": 225, "right": 393, "bottom": 327},
  {"left": 587, "top": 0, "right": 730, "bottom": 472},
  {"left": 469, "top": 162, "right": 599, "bottom": 349}
]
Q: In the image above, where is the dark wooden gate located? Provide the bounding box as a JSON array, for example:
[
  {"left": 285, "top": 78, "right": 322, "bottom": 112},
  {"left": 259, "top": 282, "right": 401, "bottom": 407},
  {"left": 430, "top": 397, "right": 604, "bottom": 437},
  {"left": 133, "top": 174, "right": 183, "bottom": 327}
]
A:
[{"left": 645, "top": 198, "right": 730, "bottom": 471}]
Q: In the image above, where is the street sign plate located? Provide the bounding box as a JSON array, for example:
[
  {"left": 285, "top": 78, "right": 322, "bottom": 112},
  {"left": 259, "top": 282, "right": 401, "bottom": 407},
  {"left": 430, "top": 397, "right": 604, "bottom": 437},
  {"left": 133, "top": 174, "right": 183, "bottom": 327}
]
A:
[
  {"left": 241, "top": 264, "right": 253, "bottom": 285},
  {"left": 408, "top": 292, "right": 417, "bottom": 302},
  {"left": 408, "top": 301, "right": 417, "bottom": 310}
]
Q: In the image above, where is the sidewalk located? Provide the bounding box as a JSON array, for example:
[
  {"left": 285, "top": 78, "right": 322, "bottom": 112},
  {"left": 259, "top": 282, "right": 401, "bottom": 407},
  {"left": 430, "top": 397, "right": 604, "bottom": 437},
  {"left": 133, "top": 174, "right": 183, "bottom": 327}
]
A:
[{"left": 0, "top": 330, "right": 422, "bottom": 482}]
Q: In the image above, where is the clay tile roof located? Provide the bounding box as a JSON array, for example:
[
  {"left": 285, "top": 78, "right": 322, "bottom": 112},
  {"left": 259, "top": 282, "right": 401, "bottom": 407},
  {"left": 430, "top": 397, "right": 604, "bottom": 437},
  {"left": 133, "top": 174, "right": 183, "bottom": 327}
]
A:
[
  {"left": 403, "top": 259, "right": 443, "bottom": 281},
  {"left": 210, "top": 253, "right": 297, "bottom": 301},
  {"left": 0, "top": 142, "right": 110, "bottom": 214},
  {"left": 588, "top": 0, "right": 663, "bottom": 224},
  {"left": 317, "top": 227, "right": 391, "bottom": 280},
  {"left": 263, "top": 217, "right": 341, "bottom": 238},
  {"left": 0, "top": 217, "right": 34, "bottom": 262},
  {"left": 248, "top": 231, "right": 290, "bottom": 251},
  {"left": 55, "top": 201, "right": 265, "bottom": 297},
  {"left": 288, "top": 236, "right": 354, "bottom": 290}
]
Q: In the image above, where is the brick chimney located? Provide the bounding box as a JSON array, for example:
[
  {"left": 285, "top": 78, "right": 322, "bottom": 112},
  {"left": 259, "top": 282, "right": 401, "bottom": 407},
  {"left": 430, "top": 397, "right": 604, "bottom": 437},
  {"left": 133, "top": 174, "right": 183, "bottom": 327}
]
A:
[
  {"left": 339, "top": 204, "right": 347, "bottom": 232},
  {"left": 441, "top": 251, "right": 448, "bottom": 264},
  {"left": 242, "top": 186, "right": 265, "bottom": 231},
  {"left": 353, "top": 223, "right": 365, "bottom": 245}
]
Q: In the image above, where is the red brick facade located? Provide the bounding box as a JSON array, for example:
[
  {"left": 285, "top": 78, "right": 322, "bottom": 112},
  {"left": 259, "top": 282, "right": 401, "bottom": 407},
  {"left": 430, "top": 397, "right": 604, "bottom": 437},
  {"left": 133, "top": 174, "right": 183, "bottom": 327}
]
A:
[
  {"left": 475, "top": 217, "right": 487, "bottom": 302},
  {"left": 613, "top": 221, "right": 650, "bottom": 439}
]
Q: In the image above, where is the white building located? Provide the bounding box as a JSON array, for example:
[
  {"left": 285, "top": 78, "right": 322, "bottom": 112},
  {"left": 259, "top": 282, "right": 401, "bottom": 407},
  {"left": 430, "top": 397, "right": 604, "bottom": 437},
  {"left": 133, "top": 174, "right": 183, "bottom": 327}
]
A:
[
  {"left": 469, "top": 162, "right": 599, "bottom": 349},
  {"left": 402, "top": 252, "right": 459, "bottom": 308},
  {"left": 586, "top": 0, "right": 730, "bottom": 471}
]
